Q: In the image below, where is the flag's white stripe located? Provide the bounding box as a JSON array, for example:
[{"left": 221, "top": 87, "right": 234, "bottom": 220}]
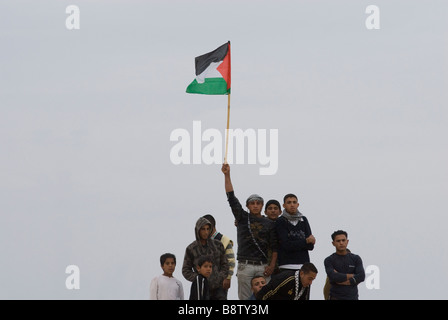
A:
[{"left": 196, "top": 61, "right": 223, "bottom": 83}]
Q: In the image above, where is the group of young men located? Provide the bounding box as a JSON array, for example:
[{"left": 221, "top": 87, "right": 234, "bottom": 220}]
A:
[{"left": 150, "top": 164, "right": 365, "bottom": 300}]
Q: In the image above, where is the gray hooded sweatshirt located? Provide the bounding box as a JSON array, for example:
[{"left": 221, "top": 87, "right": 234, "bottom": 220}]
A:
[{"left": 182, "top": 217, "right": 229, "bottom": 291}]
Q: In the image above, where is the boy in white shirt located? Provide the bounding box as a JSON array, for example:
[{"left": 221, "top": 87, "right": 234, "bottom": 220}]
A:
[{"left": 150, "top": 253, "right": 184, "bottom": 300}]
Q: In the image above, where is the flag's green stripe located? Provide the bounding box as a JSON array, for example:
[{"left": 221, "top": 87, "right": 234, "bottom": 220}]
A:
[{"left": 186, "top": 78, "right": 230, "bottom": 95}]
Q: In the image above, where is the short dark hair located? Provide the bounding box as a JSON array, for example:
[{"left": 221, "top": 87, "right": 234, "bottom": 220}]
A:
[
  {"left": 251, "top": 275, "right": 265, "bottom": 287},
  {"left": 160, "top": 253, "right": 176, "bottom": 266},
  {"left": 283, "top": 193, "right": 298, "bottom": 203},
  {"left": 265, "top": 199, "right": 281, "bottom": 211},
  {"left": 202, "top": 214, "right": 216, "bottom": 229},
  {"left": 300, "top": 262, "right": 318, "bottom": 274},
  {"left": 331, "top": 230, "right": 348, "bottom": 241},
  {"left": 197, "top": 255, "right": 213, "bottom": 267}
]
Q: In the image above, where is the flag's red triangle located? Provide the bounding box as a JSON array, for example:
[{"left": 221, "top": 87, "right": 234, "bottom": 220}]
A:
[{"left": 217, "top": 43, "right": 231, "bottom": 90}]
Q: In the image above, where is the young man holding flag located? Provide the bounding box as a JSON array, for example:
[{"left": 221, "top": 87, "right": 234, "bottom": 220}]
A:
[{"left": 221, "top": 164, "right": 278, "bottom": 300}]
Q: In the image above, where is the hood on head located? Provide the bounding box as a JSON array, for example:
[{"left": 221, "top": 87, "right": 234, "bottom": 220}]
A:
[{"left": 195, "top": 217, "right": 212, "bottom": 242}]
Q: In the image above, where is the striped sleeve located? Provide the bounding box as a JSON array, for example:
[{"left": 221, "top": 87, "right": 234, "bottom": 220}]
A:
[{"left": 225, "top": 240, "right": 236, "bottom": 278}]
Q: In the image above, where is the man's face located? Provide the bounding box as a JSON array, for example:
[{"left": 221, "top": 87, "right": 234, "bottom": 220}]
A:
[
  {"left": 283, "top": 197, "right": 299, "bottom": 214},
  {"left": 199, "top": 224, "right": 211, "bottom": 241},
  {"left": 332, "top": 234, "right": 349, "bottom": 252},
  {"left": 265, "top": 204, "right": 281, "bottom": 221},
  {"left": 247, "top": 200, "right": 263, "bottom": 215},
  {"left": 251, "top": 277, "right": 266, "bottom": 294},
  {"left": 300, "top": 271, "right": 317, "bottom": 288}
]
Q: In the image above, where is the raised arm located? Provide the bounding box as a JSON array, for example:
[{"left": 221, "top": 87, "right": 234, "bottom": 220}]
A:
[
  {"left": 221, "top": 164, "right": 233, "bottom": 193},
  {"left": 221, "top": 163, "right": 244, "bottom": 221}
]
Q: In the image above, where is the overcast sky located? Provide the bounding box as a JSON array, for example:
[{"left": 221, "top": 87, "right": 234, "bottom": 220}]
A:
[{"left": 1, "top": 0, "right": 447, "bottom": 300}]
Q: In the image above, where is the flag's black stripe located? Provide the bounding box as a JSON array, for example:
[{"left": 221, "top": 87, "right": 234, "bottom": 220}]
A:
[{"left": 194, "top": 41, "right": 229, "bottom": 76}]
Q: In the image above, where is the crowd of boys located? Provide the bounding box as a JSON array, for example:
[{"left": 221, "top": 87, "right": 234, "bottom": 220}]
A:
[{"left": 150, "top": 164, "right": 365, "bottom": 300}]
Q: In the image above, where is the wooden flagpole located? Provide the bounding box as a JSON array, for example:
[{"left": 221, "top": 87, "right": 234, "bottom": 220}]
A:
[{"left": 224, "top": 93, "right": 231, "bottom": 164}]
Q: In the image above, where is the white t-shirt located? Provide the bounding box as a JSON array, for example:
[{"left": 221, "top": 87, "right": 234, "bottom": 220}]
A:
[{"left": 150, "top": 275, "right": 184, "bottom": 300}]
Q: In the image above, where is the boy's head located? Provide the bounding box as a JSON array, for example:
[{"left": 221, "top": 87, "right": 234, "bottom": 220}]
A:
[
  {"left": 250, "top": 276, "right": 266, "bottom": 295},
  {"left": 246, "top": 194, "right": 264, "bottom": 215},
  {"left": 202, "top": 214, "right": 216, "bottom": 233},
  {"left": 196, "top": 255, "right": 213, "bottom": 278},
  {"left": 199, "top": 224, "right": 211, "bottom": 242},
  {"left": 283, "top": 193, "right": 299, "bottom": 214},
  {"left": 160, "top": 253, "right": 176, "bottom": 277},
  {"left": 196, "top": 217, "right": 212, "bottom": 244},
  {"left": 331, "top": 230, "right": 348, "bottom": 241},
  {"left": 331, "top": 230, "right": 349, "bottom": 253},
  {"left": 264, "top": 199, "right": 281, "bottom": 221},
  {"left": 299, "top": 262, "right": 318, "bottom": 288}
]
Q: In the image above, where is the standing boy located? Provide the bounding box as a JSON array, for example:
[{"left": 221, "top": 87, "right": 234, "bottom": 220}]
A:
[
  {"left": 324, "top": 230, "right": 365, "bottom": 300},
  {"left": 276, "top": 194, "right": 315, "bottom": 272},
  {"left": 263, "top": 200, "right": 281, "bottom": 275},
  {"left": 202, "top": 214, "right": 235, "bottom": 298},
  {"left": 189, "top": 256, "right": 213, "bottom": 300},
  {"left": 221, "top": 164, "right": 278, "bottom": 300},
  {"left": 150, "top": 253, "right": 184, "bottom": 300},
  {"left": 182, "top": 217, "right": 229, "bottom": 300}
]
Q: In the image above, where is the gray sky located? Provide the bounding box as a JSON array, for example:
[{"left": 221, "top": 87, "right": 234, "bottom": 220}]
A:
[{"left": 1, "top": 0, "right": 447, "bottom": 300}]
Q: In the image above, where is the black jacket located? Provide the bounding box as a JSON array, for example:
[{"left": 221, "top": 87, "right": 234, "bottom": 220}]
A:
[
  {"left": 276, "top": 215, "right": 314, "bottom": 266},
  {"left": 189, "top": 274, "right": 210, "bottom": 300},
  {"left": 256, "top": 270, "right": 310, "bottom": 300}
]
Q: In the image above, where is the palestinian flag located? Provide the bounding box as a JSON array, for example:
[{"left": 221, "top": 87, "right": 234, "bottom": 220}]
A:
[{"left": 186, "top": 41, "right": 231, "bottom": 95}]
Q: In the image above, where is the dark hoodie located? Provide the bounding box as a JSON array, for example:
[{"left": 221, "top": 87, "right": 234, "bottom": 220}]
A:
[{"left": 182, "top": 217, "right": 229, "bottom": 291}]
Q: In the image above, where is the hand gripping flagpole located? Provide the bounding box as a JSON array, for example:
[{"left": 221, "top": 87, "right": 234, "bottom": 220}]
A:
[{"left": 224, "top": 93, "right": 231, "bottom": 164}]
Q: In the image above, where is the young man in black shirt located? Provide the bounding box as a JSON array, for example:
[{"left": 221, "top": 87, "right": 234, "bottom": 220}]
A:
[
  {"left": 276, "top": 194, "right": 315, "bottom": 271},
  {"left": 221, "top": 164, "right": 278, "bottom": 300},
  {"left": 324, "top": 230, "right": 365, "bottom": 300}
]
